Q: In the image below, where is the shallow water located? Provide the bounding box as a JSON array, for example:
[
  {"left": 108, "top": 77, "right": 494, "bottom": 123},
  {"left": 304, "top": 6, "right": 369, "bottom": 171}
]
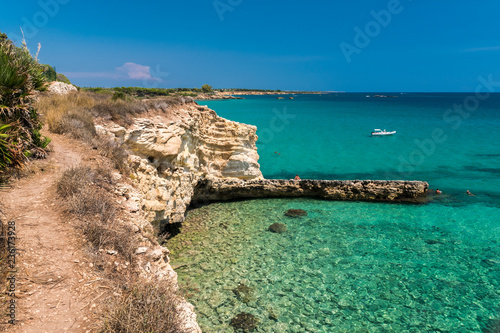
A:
[
  {"left": 170, "top": 94, "right": 500, "bottom": 332},
  {"left": 170, "top": 199, "right": 499, "bottom": 332}
]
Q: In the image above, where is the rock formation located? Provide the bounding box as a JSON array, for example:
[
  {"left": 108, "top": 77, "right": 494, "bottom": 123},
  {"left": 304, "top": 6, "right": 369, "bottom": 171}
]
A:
[
  {"left": 193, "top": 178, "right": 429, "bottom": 204},
  {"left": 97, "top": 99, "right": 429, "bottom": 232},
  {"left": 98, "top": 99, "right": 263, "bottom": 231},
  {"left": 47, "top": 81, "right": 78, "bottom": 95},
  {"left": 269, "top": 223, "right": 287, "bottom": 233},
  {"left": 285, "top": 209, "right": 308, "bottom": 217},
  {"left": 97, "top": 98, "right": 429, "bottom": 332}
]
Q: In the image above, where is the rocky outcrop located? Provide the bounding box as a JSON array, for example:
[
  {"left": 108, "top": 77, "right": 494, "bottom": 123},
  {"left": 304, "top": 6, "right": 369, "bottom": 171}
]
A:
[
  {"left": 192, "top": 178, "right": 429, "bottom": 204},
  {"left": 47, "top": 81, "right": 78, "bottom": 95},
  {"left": 99, "top": 100, "right": 262, "bottom": 231}
]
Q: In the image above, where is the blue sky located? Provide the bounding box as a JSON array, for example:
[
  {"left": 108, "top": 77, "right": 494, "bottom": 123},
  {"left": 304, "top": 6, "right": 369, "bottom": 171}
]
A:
[{"left": 1, "top": 0, "right": 499, "bottom": 91}]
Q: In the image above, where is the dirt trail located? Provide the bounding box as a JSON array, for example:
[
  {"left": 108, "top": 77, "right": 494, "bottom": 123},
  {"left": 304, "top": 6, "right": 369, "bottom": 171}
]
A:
[{"left": 1, "top": 134, "right": 103, "bottom": 332}]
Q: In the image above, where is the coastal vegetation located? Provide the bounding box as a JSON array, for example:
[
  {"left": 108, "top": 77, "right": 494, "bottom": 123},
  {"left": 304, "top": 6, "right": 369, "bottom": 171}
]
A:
[
  {"left": 201, "top": 84, "right": 213, "bottom": 93},
  {"left": 81, "top": 86, "right": 301, "bottom": 100},
  {"left": 55, "top": 161, "right": 186, "bottom": 332},
  {"left": 0, "top": 31, "right": 51, "bottom": 176}
]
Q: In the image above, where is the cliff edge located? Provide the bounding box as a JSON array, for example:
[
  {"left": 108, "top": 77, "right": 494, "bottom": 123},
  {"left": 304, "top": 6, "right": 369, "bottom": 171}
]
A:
[{"left": 97, "top": 100, "right": 263, "bottom": 231}]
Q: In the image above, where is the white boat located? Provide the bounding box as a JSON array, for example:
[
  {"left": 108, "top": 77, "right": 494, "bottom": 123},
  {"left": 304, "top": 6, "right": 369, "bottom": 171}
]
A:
[{"left": 371, "top": 129, "right": 396, "bottom": 136}]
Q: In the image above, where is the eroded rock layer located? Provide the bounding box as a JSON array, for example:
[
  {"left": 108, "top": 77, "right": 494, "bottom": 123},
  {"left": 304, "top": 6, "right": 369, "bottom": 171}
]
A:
[
  {"left": 99, "top": 99, "right": 263, "bottom": 231},
  {"left": 193, "top": 178, "right": 429, "bottom": 204}
]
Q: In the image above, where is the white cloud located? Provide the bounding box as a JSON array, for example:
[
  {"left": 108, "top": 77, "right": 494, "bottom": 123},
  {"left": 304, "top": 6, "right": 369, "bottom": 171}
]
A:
[{"left": 116, "top": 62, "right": 159, "bottom": 81}]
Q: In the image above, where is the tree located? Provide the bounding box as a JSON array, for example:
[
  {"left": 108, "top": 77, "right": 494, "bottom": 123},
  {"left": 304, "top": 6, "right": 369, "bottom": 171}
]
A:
[
  {"left": 201, "top": 84, "right": 213, "bottom": 93},
  {"left": 42, "top": 64, "right": 57, "bottom": 82}
]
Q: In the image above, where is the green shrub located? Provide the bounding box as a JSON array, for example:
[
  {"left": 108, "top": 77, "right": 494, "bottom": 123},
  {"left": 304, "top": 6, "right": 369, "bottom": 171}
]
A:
[
  {"left": 0, "top": 31, "right": 50, "bottom": 172},
  {"left": 0, "top": 124, "right": 13, "bottom": 169},
  {"left": 111, "top": 91, "right": 127, "bottom": 101},
  {"left": 41, "top": 64, "right": 57, "bottom": 82},
  {"left": 56, "top": 73, "right": 71, "bottom": 84},
  {"left": 201, "top": 84, "right": 213, "bottom": 93}
]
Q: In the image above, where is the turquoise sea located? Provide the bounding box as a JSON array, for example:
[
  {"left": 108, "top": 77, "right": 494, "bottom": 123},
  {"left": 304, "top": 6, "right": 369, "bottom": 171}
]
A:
[{"left": 169, "top": 94, "right": 500, "bottom": 332}]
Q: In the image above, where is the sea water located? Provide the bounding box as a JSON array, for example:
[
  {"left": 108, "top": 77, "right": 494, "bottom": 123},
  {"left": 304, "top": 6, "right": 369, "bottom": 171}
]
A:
[{"left": 168, "top": 94, "right": 500, "bottom": 332}]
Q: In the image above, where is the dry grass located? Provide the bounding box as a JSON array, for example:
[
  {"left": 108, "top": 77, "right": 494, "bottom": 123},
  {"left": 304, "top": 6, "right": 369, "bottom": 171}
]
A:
[
  {"left": 57, "top": 165, "right": 187, "bottom": 332},
  {"left": 38, "top": 93, "right": 130, "bottom": 173},
  {"left": 94, "top": 139, "right": 129, "bottom": 173},
  {"left": 56, "top": 166, "right": 136, "bottom": 261},
  {"left": 38, "top": 92, "right": 96, "bottom": 132},
  {"left": 90, "top": 99, "right": 147, "bottom": 127},
  {"left": 101, "top": 279, "right": 186, "bottom": 333}
]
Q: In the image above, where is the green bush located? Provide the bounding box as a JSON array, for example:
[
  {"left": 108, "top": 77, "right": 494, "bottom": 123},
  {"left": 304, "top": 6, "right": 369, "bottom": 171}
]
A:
[
  {"left": 201, "top": 84, "right": 213, "bottom": 93},
  {"left": 41, "top": 64, "right": 57, "bottom": 82},
  {"left": 0, "top": 31, "right": 50, "bottom": 172},
  {"left": 111, "top": 91, "right": 127, "bottom": 101},
  {"left": 0, "top": 124, "right": 13, "bottom": 169},
  {"left": 56, "top": 73, "right": 71, "bottom": 84}
]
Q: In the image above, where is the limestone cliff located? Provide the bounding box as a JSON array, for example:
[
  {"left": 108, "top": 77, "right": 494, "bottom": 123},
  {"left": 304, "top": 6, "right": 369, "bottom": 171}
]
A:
[{"left": 98, "top": 99, "right": 263, "bottom": 231}]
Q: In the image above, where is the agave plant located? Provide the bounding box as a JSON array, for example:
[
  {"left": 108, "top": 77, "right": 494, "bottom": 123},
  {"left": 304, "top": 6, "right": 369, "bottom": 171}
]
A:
[
  {"left": 0, "top": 123, "right": 13, "bottom": 169},
  {"left": 0, "top": 31, "right": 49, "bottom": 171}
]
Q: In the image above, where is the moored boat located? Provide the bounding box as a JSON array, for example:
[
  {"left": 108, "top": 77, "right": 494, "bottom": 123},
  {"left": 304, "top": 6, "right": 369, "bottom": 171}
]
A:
[{"left": 371, "top": 129, "right": 396, "bottom": 136}]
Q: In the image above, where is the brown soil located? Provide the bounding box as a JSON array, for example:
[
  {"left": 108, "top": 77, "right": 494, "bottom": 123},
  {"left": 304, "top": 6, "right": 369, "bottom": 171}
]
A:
[{"left": 1, "top": 134, "right": 106, "bottom": 332}]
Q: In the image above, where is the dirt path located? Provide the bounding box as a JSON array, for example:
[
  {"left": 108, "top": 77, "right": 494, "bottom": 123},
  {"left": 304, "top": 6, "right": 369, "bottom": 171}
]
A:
[{"left": 1, "top": 134, "right": 103, "bottom": 332}]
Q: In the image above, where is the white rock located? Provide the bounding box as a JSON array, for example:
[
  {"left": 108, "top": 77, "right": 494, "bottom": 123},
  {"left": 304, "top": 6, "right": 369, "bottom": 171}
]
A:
[
  {"left": 136, "top": 247, "right": 148, "bottom": 255},
  {"left": 149, "top": 248, "right": 163, "bottom": 261},
  {"left": 47, "top": 81, "right": 78, "bottom": 95}
]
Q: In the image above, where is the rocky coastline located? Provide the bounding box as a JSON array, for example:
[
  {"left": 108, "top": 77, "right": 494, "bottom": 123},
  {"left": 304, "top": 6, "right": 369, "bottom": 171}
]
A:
[
  {"left": 97, "top": 99, "right": 428, "bottom": 232},
  {"left": 193, "top": 178, "right": 429, "bottom": 205},
  {"left": 95, "top": 98, "right": 428, "bottom": 332}
]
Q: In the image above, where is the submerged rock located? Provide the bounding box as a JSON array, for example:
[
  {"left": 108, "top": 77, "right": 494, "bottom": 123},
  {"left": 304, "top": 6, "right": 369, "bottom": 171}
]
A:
[
  {"left": 233, "top": 282, "right": 254, "bottom": 303},
  {"left": 230, "top": 312, "right": 259, "bottom": 332},
  {"left": 285, "top": 209, "right": 308, "bottom": 217},
  {"left": 268, "top": 307, "right": 279, "bottom": 321},
  {"left": 269, "top": 223, "right": 287, "bottom": 233},
  {"left": 482, "top": 258, "right": 499, "bottom": 267}
]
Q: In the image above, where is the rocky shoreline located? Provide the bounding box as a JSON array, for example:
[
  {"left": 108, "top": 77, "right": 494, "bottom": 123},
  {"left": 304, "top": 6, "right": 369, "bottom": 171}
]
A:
[
  {"left": 98, "top": 99, "right": 428, "bottom": 231},
  {"left": 95, "top": 98, "right": 429, "bottom": 332},
  {"left": 193, "top": 178, "right": 429, "bottom": 205}
]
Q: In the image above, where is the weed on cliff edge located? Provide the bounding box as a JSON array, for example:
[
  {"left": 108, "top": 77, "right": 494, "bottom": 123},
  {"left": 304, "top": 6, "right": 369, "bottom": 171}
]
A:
[
  {"left": 101, "top": 279, "right": 186, "bottom": 333},
  {"left": 56, "top": 165, "right": 136, "bottom": 262}
]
